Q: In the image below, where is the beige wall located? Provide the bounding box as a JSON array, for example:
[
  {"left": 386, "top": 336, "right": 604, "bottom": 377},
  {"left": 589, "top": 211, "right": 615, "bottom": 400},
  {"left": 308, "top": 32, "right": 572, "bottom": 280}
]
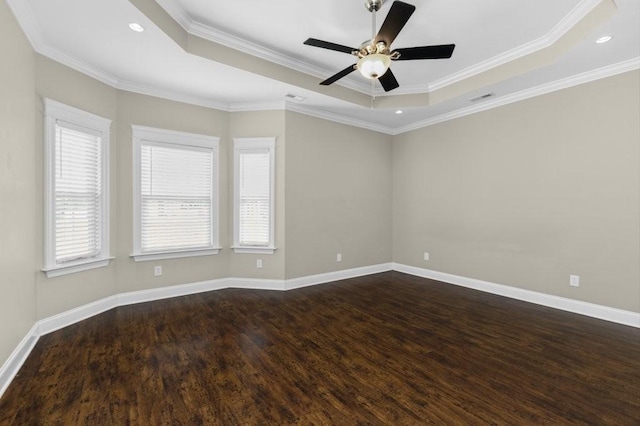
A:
[
  {"left": 285, "top": 111, "right": 393, "bottom": 279},
  {"left": 1, "top": 0, "right": 638, "bottom": 378},
  {"left": 0, "top": 0, "right": 37, "bottom": 365},
  {"left": 32, "top": 60, "right": 233, "bottom": 314},
  {"left": 229, "top": 111, "right": 286, "bottom": 280},
  {"left": 33, "top": 56, "right": 118, "bottom": 319},
  {"left": 393, "top": 71, "right": 640, "bottom": 312},
  {"left": 115, "top": 91, "right": 231, "bottom": 293}
]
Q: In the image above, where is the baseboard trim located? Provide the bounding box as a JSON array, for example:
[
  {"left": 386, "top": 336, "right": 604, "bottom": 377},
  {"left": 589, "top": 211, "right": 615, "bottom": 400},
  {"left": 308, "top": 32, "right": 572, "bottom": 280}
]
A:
[
  {"left": 0, "top": 263, "right": 391, "bottom": 399},
  {"left": 0, "top": 324, "right": 39, "bottom": 399},
  {"left": 285, "top": 263, "right": 393, "bottom": 290},
  {"left": 229, "top": 277, "right": 286, "bottom": 291},
  {"left": 38, "top": 296, "right": 118, "bottom": 336},
  {"left": 3, "top": 261, "right": 636, "bottom": 399},
  {"left": 117, "top": 278, "right": 230, "bottom": 307},
  {"left": 392, "top": 263, "right": 640, "bottom": 328},
  {"left": 37, "top": 264, "right": 396, "bottom": 340}
]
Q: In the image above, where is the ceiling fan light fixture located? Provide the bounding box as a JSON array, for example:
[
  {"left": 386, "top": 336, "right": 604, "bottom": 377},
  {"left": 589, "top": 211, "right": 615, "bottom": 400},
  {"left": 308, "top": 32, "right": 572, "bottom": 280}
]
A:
[{"left": 357, "top": 53, "right": 391, "bottom": 79}]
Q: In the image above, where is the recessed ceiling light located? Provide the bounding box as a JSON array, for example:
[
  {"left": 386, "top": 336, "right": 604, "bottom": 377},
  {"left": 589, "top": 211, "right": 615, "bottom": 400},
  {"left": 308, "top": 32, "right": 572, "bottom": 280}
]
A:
[
  {"left": 129, "top": 22, "right": 145, "bottom": 32},
  {"left": 395, "top": 110, "right": 403, "bottom": 114},
  {"left": 595, "top": 35, "right": 613, "bottom": 44}
]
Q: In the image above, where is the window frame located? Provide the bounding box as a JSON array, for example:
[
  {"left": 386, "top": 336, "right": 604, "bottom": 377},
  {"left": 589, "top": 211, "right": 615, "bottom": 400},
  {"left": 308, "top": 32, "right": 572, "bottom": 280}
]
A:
[
  {"left": 131, "top": 125, "right": 221, "bottom": 262},
  {"left": 42, "top": 98, "right": 112, "bottom": 278},
  {"left": 232, "top": 137, "right": 276, "bottom": 254}
]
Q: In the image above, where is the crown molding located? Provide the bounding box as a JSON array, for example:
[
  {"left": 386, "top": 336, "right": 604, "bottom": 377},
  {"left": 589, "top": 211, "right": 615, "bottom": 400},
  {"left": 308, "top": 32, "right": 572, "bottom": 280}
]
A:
[
  {"left": 155, "top": 0, "right": 605, "bottom": 98},
  {"left": 6, "top": 0, "right": 120, "bottom": 87},
  {"left": 155, "top": 0, "right": 192, "bottom": 30},
  {"left": 5, "top": 0, "right": 234, "bottom": 111},
  {"left": 117, "top": 80, "right": 230, "bottom": 111},
  {"left": 5, "top": 0, "right": 44, "bottom": 50},
  {"left": 156, "top": 0, "right": 372, "bottom": 95},
  {"left": 286, "top": 102, "right": 394, "bottom": 135},
  {"left": 395, "top": 0, "right": 605, "bottom": 95},
  {"left": 189, "top": 21, "right": 370, "bottom": 94},
  {"left": 293, "top": 57, "right": 640, "bottom": 137},
  {"left": 394, "top": 57, "right": 640, "bottom": 135},
  {"left": 117, "top": 56, "right": 640, "bottom": 133},
  {"left": 38, "top": 44, "right": 121, "bottom": 87},
  {"left": 7, "top": 0, "right": 634, "bottom": 136},
  {"left": 229, "top": 101, "right": 285, "bottom": 112}
]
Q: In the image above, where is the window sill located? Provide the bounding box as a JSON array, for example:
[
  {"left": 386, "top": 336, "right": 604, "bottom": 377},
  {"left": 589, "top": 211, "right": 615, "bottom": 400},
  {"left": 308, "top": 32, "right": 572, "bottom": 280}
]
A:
[
  {"left": 231, "top": 246, "right": 276, "bottom": 254},
  {"left": 131, "top": 248, "right": 221, "bottom": 262},
  {"left": 42, "top": 257, "right": 114, "bottom": 278}
]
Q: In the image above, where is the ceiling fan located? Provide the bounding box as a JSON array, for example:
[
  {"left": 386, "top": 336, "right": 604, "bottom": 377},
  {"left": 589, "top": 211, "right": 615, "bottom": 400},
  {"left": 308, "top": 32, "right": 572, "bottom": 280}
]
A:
[{"left": 304, "top": 0, "right": 455, "bottom": 92}]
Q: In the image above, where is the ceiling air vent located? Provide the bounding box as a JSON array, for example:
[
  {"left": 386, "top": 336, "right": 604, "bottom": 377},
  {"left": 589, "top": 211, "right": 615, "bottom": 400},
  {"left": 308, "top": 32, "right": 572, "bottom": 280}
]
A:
[
  {"left": 285, "top": 94, "right": 305, "bottom": 102},
  {"left": 470, "top": 93, "right": 495, "bottom": 103}
]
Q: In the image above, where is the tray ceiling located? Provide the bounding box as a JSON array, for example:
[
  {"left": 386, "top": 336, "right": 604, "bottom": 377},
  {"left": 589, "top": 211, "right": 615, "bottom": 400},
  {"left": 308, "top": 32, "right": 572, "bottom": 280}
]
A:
[{"left": 6, "top": 0, "right": 640, "bottom": 133}]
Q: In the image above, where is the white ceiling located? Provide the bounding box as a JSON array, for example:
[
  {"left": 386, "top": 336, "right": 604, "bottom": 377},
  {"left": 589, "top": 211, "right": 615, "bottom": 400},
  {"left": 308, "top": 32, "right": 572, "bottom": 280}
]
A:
[{"left": 6, "top": 0, "right": 640, "bottom": 134}]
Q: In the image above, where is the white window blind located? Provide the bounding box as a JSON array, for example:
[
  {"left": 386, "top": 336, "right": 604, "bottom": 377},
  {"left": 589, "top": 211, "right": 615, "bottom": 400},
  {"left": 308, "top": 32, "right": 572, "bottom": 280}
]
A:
[
  {"left": 132, "top": 126, "right": 220, "bottom": 261},
  {"left": 43, "top": 98, "right": 111, "bottom": 278},
  {"left": 140, "top": 143, "right": 213, "bottom": 252},
  {"left": 233, "top": 137, "right": 275, "bottom": 253},
  {"left": 54, "top": 123, "right": 103, "bottom": 263},
  {"left": 238, "top": 150, "right": 270, "bottom": 246}
]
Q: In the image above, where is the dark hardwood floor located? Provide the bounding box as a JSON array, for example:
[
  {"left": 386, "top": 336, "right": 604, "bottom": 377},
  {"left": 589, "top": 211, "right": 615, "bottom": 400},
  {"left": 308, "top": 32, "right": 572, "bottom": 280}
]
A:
[{"left": 1, "top": 271, "right": 639, "bottom": 425}]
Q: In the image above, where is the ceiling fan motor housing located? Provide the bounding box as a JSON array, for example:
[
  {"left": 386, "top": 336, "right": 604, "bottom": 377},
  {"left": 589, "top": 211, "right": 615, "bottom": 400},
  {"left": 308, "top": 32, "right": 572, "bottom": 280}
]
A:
[
  {"left": 358, "top": 40, "right": 390, "bottom": 57},
  {"left": 365, "top": 0, "right": 384, "bottom": 12}
]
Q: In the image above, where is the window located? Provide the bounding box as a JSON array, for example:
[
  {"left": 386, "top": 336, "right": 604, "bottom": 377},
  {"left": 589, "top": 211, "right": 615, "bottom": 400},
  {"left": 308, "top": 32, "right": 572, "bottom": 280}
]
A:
[
  {"left": 43, "top": 99, "right": 111, "bottom": 278},
  {"left": 132, "top": 126, "right": 220, "bottom": 261},
  {"left": 233, "top": 137, "right": 276, "bottom": 254}
]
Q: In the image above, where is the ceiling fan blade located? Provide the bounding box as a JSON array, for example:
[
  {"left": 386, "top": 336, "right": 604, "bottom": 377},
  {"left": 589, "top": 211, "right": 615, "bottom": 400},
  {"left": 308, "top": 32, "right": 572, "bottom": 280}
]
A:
[
  {"left": 374, "top": 1, "right": 416, "bottom": 47},
  {"left": 304, "top": 38, "right": 356, "bottom": 54},
  {"left": 393, "top": 44, "right": 456, "bottom": 61},
  {"left": 320, "top": 64, "right": 357, "bottom": 85},
  {"left": 378, "top": 69, "right": 400, "bottom": 92}
]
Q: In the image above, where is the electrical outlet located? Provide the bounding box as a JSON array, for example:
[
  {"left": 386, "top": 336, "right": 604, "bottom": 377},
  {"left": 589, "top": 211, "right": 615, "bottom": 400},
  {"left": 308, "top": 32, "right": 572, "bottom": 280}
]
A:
[
  {"left": 154, "top": 266, "right": 162, "bottom": 277},
  {"left": 423, "top": 252, "right": 430, "bottom": 261},
  {"left": 336, "top": 253, "right": 342, "bottom": 262},
  {"left": 570, "top": 275, "right": 580, "bottom": 287},
  {"left": 256, "top": 259, "right": 263, "bottom": 269}
]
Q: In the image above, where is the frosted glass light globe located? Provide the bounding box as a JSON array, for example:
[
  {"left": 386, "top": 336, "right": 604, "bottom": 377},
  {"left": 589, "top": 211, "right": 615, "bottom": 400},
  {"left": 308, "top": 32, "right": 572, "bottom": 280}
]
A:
[{"left": 356, "top": 53, "right": 391, "bottom": 79}]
